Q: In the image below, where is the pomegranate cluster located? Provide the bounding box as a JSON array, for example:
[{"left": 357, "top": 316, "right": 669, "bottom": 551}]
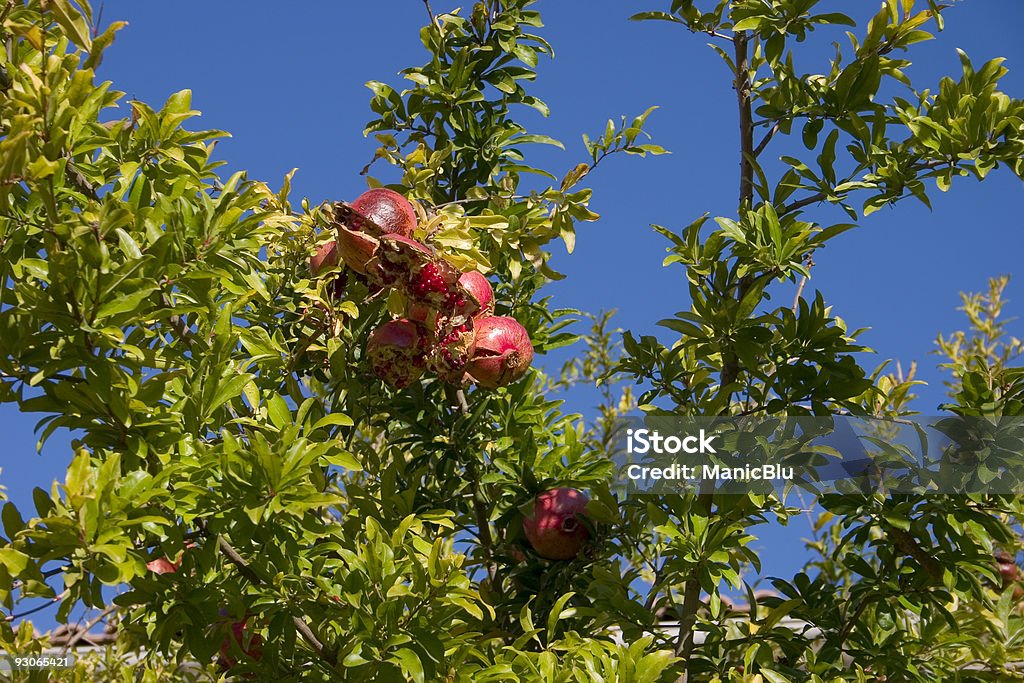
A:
[{"left": 311, "top": 188, "right": 534, "bottom": 390}]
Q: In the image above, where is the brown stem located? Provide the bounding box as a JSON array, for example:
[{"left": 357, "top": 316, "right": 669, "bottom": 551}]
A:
[
  {"left": 423, "top": 0, "right": 441, "bottom": 32},
  {"left": 64, "top": 159, "right": 99, "bottom": 201},
  {"left": 792, "top": 276, "right": 808, "bottom": 311},
  {"left": 455, "top": 388, "right": 499, "bottom": 586},
  {"left": 719, "top": 32, "right": 756, "bottom": 395},
  {"left": 734, "top": 33, "right": 754, "bottom": 207},
  {"left": 888, "top": 527, "right": 942, "bottom": 583},
  {"left": 673, "top": 481, "right": 715, "bottom": 682},
  {"left": 4, "top": 589, "right": 68, "bottom": 622},
  {"left": 160, "top": 292, "right": 194, "bottom": 348}
]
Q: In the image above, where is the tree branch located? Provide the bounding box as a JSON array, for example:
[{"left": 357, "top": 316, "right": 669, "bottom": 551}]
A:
[
  {"left": 454, "top": 388, "right": 499, "bottom": 586},
  {"left": 753, "top": 120, "right": 781, "bottom": 158},
  {"left": 1, "top": 369, "right": 84, "bottom": 384},
  {"left": 734, "top": 33, "right": 754, "bottom": 207},
  {"left": 720, "top": 32, "right": 755, "bottom": 395},
  {"left": 4, "top": 589, "right": 68, "bottom": 622},
  {"left": 213, "top": 534, "right": 336, "bottom": 665},
  {"left": 61, "top": 604, "right": 115, "bottom": 654},
  {"left": 674, "top": 482, "right": 715, "bottom": 683},
  {"left": 64, "top": 159, "right": 99, "bottom": 201}
]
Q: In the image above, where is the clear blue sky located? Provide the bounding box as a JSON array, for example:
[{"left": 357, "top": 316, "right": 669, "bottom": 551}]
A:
[{"left": 4, "top": 0, "right": 1023, "bottom": 630}]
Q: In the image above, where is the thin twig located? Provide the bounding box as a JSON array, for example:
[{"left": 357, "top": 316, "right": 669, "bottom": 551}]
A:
[
  {"left": 792, "top": 276, "right": 808, "bottom": 311},
  {"left": 781, "top": 191, "right": 828, "bottom": 216},
  {"left": 4, "top": 590, "right": 69, "bottom": 622},
  {"left": 753, "top": 121, "right": 781, "bottom": 157},
  {"left": 64, "top": 159, "right": 99, "bottom": 201},
  {"left": 1, "top": 369, "right": 84, "bottom": 384},
  {"left": 61, "top": 604, "right": 116, "bottom": 653},
  {"left": 423, "top": 0, "right": 441, "bottom": 32}
]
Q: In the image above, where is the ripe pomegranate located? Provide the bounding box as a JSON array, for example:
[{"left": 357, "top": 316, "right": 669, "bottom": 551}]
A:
[
  {"left": 522, "top": 488, "right": 591, "bottom": 561},
  {"left": 217, "top": 616, "right": 263, "bottom": 668},
  {"left": 465, "top": 316, "right": 534, "bottom": 389},
  {"left": 146, "top": 557, "right": 179, "bottom": 575},
  {"left": 459, "top": 270, "right": 495, "bottom": 318},
  {"left": 995, "top": 550, "right": 1024, "bottom": 598},
  {"left": 366, "top": 319, "right": 427, "bottom": 388},
  {"left": 350, "top": 188, "right": 418, "bottom": 237},
  {"left": 997, "top": 550, "right": 1018, "bottom": 582},
  {"left": 309, "top": 240, "right": 339, "bottom": 276}
]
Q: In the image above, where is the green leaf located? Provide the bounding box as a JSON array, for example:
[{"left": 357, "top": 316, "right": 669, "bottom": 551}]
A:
[
  {"left": 207, "top": 373, "right": 255, "bottom": 416},
  {"left": 0, "top": 548, "right": 30, "bottom": 575},
  {"left": 266, "top": 394, "right": 291, "bottom": 430},
  {"left": 324, "top": 450, "right": 362, "bottom": 471},
  {"left": 94, "top": 286, "right": 158, "bottom": 321},
  {"left": 311, "top": 413, "right": 355, "bottom": 432},
  {"left": 390, "top": 648, "right": 424, "bottom": 683}
]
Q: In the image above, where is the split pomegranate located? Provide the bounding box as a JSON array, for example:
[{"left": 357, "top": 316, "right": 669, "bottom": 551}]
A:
[
  {"left": 350, "top": 187, "right": 418, "bottom": 237},
  {"left": 465, "top": 316, "right": 534, "bottom": 389},
  {"left": 407, "top": 269, "right": 490, "bottom": 327},
  {"left": 427, "top": 322, "right": 477, "bottom": 383},
  {"left": 366, "top": 319, "right": 427, "bottom": 388},
  {"left": 522, "top": 488, "right": 591, "bottom": 561},
  {"left": 336, "top": 224, "right": 380, "bottom": 276}
]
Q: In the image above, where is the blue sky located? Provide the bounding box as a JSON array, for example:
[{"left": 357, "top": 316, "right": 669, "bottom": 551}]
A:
[{"left": 4, "top": 1, "right": 1023, "bottom": 630}]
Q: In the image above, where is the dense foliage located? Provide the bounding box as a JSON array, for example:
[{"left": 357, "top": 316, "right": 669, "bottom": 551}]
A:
[{"left": 1, "top": 0, "right": 1023, "bottom": 681}]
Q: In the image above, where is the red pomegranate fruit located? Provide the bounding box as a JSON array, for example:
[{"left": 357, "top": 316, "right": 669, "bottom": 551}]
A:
[
  {"left": 350, "top": 188, "right": 418, "bottom": 237},
  {"left": 217, "top": 616, "right": 263, "bottom": 668},
  {"left": 309, "top": 240, "right": 339, "bottom": 276},
  {"left": 146, "top": 557, "right": 179, "bottom": 575},
  {"left": 522, "top": 488, "right": 591, "bottom": 561},
  {"left": 457, "top": 270, "right": 494, "bottom": 318},
  {"left": 996, "top": 550, "right": 1022, "bottom": 593},
  {"left": 465, "top": 316, "right": 533, "bottom": 389},
  {"left": 366, "top": 319, "right": 427, "bottom": 388}
]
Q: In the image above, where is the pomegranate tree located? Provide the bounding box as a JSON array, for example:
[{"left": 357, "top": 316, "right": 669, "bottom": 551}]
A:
[{"left": 522, "top": 488, "right": 591, "bottom": 561}]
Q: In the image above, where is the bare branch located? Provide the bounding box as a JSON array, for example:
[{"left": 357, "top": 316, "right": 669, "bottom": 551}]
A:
[
  {"left": 4, "top": 589, "right": 69, "bottom": 622},
  {"left": 61, "top": 604, "right": 116, "bottom": 654}
]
